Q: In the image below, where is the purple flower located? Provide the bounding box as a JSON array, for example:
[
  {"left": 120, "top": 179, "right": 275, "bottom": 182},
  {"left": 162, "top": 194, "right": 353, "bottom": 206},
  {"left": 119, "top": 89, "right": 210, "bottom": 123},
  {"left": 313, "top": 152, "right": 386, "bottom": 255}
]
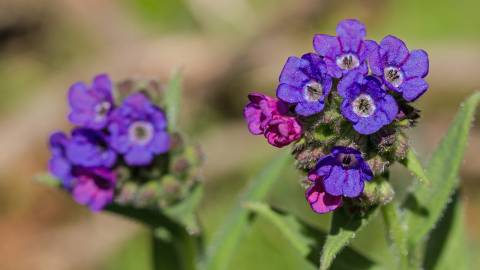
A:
[
  {"left": 72, "top": 168, "right": 116, "bottom": 211},
  {"left": 68, "top": 74, "right": 114, "bottom": 129},
  {"left": 305, "top": 179, "right": 342, "bottom": 214},
  {"left": 243, "top": 93, "right": 302, "bottom": 147},
  {"left": 243, "top": 93, "right": 279, "bottom": 135},
  {"left": 369, "top": 35, "right": 429, "bottom": 101},
  {"left": 66, "top": 128, "right": 117, "bottom": 168},
  {"left": 309, "top": 146, "right": 373, "bottom": 198},
  {"left": 264, "top": 114, "right": 302, "bottom": 147},
  {"left": 108, "top": 93, "right": 170, "bottom": 166},
  {"left": 48, "top": 132, "right": 74, "bottom": 188},
  {"left": 313, "top": 19, "right": 377, "bottom": 79},
  {"left": 276, "top": 53, "right": 333, "bottom": 116},
  {"left": 339, "top": 74, "right": 398, "bottom": 135}
]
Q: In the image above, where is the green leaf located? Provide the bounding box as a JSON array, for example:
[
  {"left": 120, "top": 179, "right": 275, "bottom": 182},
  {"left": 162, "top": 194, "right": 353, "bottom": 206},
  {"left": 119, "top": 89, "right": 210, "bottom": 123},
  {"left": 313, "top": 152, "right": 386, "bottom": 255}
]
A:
[
  {"left": 200, "top": 151, "right": 291, "bottom": 270},
  {"left": 320, "top": 206, "right": 378, "bottom": 270},
  {"left": 399, "top": 149, "right": 430, "bottom": 186},
  {"left": 423, "top": 191, "right": 470, "bottom": 270},
  {"left": 245, "top": 202, "right": 379, "bottom": 270},
  {"left": 245, "top": 202, "right": 315, "bottom": 258},
  {"left": 381, "top": 202, "right": 408, "bottom": 270},
  {"left": 35, "top": 173, "right": 61, "bottom": 187},
  {"left": 164, "top": 184, "right": 204, "bottom": 234},
  {"left": 404, "top": 91, "right": 480, "bottom": 246},
  {"left": 164, "top": 69, "right": 182, "bottom": 132}
]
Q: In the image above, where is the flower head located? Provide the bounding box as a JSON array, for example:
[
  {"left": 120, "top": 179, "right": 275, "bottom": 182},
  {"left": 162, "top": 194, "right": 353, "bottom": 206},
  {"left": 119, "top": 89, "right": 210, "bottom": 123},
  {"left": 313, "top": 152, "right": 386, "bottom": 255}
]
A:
[
  {"left": 313, "top": 19, "right": 377, "bottom": 79},
  {"left": 109, "top": 93, "right": 170, "bottom": 166},
  {"left": 66, "top": 128, "right": 117, "bottom": 168},
  {"left": 68, "top": 74, "right": 114, "bottom": 129},
  {"left": 276, "top": 53, "right": 333, "bottom": 116},
  {"left": 339, "top": 74, "right": 398, "bottom": 135},
  {"left": 309, "top": 146, "right": 373, "bottom": 198},
  {"left": 369, "top": 35, "right": 429, "bottom": 101},
  {"left": 71, "top": 168, "right": 116, "bottom": 211}
]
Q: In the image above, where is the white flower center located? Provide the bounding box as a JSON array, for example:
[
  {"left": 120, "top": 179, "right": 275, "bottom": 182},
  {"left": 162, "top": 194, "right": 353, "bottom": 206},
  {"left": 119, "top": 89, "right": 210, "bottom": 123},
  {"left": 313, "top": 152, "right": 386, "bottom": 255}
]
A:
[
  {"left": 94, "top": 101, "right": 111, "bottom": 122},
  {"left": 384, "top": 67, "right": 404, "bottom": 87},
  {"left": 303, "top": 81, "right": 323, "bottom": 102},
  {"left": 336, "top": 54, "right": 360, "bottom": 70},
  {"left": 352, "top": 94, "right": 376, "bottom": 117},
  {"left": 128, "top": 121, "right": 154, "bottom": 145}
]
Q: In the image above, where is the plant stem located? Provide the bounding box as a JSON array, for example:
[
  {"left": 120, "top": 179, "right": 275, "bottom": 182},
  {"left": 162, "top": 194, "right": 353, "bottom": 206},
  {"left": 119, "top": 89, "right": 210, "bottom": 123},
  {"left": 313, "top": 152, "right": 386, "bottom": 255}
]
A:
[{"left": 151, "top": 226, "right": 200, "bottom": 270}]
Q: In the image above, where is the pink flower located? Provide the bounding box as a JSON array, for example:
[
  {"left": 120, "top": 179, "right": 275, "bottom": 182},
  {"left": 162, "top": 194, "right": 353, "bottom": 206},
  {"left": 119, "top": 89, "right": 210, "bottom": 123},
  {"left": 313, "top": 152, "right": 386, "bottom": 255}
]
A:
[
  {"left": 264, "top": 115, "right": 302, "bottom": 147},
  {"left": 305, "top": 177, "right": 342, "bottom": 214},
  {"left": 244, "top": 93, "right": 302, "bottom": 147}
]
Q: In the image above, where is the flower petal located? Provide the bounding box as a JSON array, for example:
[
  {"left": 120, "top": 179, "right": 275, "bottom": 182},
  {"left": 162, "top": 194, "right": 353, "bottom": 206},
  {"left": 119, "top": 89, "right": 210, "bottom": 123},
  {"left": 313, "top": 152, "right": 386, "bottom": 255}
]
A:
[
  {"left": 380, "top": 35, "right": 409, "bottom": 66},
  {"left": 313, "top": 34, "right": 341, "bottom": 57},
  {"left": 295, "top": 101, "right": 325, "bottom": 116},
  {"left": 342, "top": 169, "right": 364, "bottom": 198},
  {"left": 401, "top": 49, "right": 429, "bottom": 78},
  {"left": 278, "top": 56, "right": 310, "bottom": 87},
  {"left": 400, "top": 77, "right": 429, "bottom": 102},
  {"left": 276, "top": 83, "right": 304, "bottom": 103},
  {"left": 323, "top": 166, "right": 346, "bottom": 196},
  {"left": 306, "top": 182, "right": 342, "bottom": 214}
]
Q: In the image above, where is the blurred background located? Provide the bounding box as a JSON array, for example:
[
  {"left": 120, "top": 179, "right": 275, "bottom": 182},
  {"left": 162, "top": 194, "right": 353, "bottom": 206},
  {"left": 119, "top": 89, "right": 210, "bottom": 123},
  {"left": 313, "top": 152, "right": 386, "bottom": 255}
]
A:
[{"left": 0, "top": 0, "right": 479, "bottom": 269}]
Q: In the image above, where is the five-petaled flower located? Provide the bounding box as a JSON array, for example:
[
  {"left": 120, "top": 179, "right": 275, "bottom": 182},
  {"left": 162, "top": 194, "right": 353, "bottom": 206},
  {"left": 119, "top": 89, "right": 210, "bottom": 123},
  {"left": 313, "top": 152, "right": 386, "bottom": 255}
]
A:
[
  {"left": 108, "top": 93, "right": 170, "bottom": 166},
  {"left": 368, "top": 35, "right": 429, "bottom": 101},
  {"left": 277, "top": 53, "right": 332, "bottom": 116},
  {"left": 68, "top": 74, "right": 114, "bottom": 130},
  {"left": 313, "top": 19, "right": 376, "bottom": 79},
  {"left": 339, "top": 74, "right": 398, "bottom": 135},
  {"left": 306, "top": 146, "right": 373, "bottom": 213}
]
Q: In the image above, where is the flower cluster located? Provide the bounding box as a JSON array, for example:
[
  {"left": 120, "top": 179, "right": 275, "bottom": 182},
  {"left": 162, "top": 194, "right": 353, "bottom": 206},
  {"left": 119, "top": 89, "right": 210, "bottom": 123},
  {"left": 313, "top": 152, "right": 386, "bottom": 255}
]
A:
[
  {"left": 48, "top": 74, "right": 202, "bottom": 211},
  {"left": 244, "top": 19, "right": 429, "bottom": 214}
]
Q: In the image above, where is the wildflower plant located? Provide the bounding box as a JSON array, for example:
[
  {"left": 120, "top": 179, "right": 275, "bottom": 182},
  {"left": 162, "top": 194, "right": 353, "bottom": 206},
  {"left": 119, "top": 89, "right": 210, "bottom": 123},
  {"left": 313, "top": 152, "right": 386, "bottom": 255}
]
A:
[
  {"left": 35, "top": 20, "right": 480, "bottom": 270},
  {"left": 40, "top": 72, "right": 205, "bottom": 269},
  {"left": 239, "top": 19, "right": 480, "bottom": 270}
]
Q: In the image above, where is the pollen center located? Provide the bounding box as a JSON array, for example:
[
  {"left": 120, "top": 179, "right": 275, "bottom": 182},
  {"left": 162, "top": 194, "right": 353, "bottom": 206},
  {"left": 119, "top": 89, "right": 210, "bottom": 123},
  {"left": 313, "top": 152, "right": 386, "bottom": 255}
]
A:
[
  {"left": 384, "top": 67, "right": 403, "bottom": 87},
  {"left": 94, "top": 101, "right": 111, "bottom": 122},
  {"left": 352, "top": 94, "right": 376, "bottom": 117},
  {"left": 304, "top": 82, "right": 323, "bottom": 102},
  {"left": 336, "top": 54, "right": 360, "bottom": 70},
  {"left": 128, "top": 121, "right": 154, "bottom": 145},
  {"left": 338, "top": 153, "right": 358, "bottom": 168}
]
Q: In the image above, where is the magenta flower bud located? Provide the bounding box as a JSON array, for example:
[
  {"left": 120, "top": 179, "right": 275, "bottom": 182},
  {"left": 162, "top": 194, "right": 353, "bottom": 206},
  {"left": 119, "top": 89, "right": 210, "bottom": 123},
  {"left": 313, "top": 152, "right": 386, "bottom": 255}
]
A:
[{"left": 264, "top": 115, "right": 302, "bottom": 147}]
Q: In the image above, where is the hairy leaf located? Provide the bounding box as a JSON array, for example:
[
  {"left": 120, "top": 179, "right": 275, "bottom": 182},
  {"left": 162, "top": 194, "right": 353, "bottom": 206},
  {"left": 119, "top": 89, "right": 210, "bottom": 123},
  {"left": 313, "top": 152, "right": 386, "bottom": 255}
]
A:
[
  {"left": 246, "top": 202, "right": 379, "bottom": 270},
  {"left": 320, "top": 206, "right": 378, "bottom": 270},
  {"left": 200, "top": 152, "right": 291, "bottom": 270},
  {"left": 400, "top": 149, "right": 430, "bottom": 186},
  {"left": 165, "top": 69, "right": 182, "bottom": 132},
  {"left": 423, "top": 191, "right": 470, "bottom": 270},
  {"left": 404, "top": 91, "right": 480, "bottom": 246}
]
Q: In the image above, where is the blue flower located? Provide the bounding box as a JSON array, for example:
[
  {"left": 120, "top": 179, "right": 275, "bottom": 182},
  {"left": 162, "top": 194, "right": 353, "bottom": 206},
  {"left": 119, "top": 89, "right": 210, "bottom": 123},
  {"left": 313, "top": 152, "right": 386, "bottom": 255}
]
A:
[
  {"left": 339, "top": 74, "right": 398, "bottom": 135},
  {"left": 309, "top": 146, "right": 373, "bottom": 198},
  {"left": 368, "top": 35, "right": 429, "bottom": 101},
  {"left": 108, "top": 93, "right": 170, "bottom": 166},
  {"left": 313, "top": 19, "right": 377, "bottom": 79},
  {"left": 276, "top": 53, "right": 333, "bottom": 116},
  {"left": 68, "top": 74, "right": 114, "bottom": 129},
  {"left": 66, "top": 128, "right": 117, "bottom": 168}
]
